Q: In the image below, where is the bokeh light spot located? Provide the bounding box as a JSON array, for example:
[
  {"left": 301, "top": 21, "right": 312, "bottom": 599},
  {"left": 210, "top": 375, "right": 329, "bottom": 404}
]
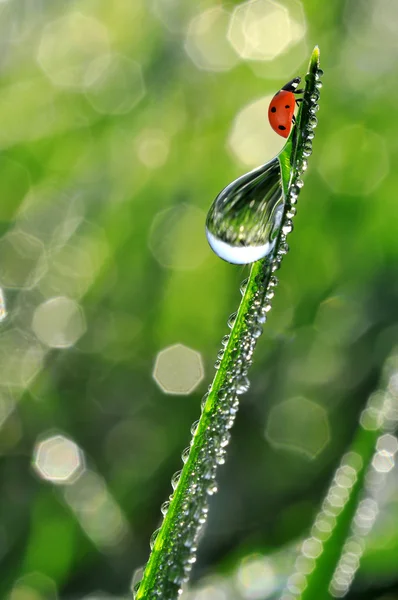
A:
[
  {"left": 64, "top": 470, "right": 129, "bottom": 549},
  {"left": 85, "top": 54, "right": 145, "bottom": 115},
  {"left": 228, "top": 96, "right": 285, "bottom": 167},
  {"left": 236, "top": 554, "right": 277, "bottom": 599},
  {"left": 149, "top": 204, "right": 209, "bottom": 270},
  {"left": 318, "top": 124, "right": 389, "bottom": 196},
  {"left": 0, "top": 329, "right": 44, "bottom": 388},
  {"left": 153, "top": 343, "right": 204, "bottom": 395},
  {"left": 33, "top": 434, "right": 85, "bottom": 485},
  {"left": 228, "top": 0, "right": 306, "bottom": 62},
  {"left": 32, "top": 296, "right": 86, "bottom": 349},
  {"left": 0, "top": 288, "right": 7, "bottom": 322},
  {"left": 37, "top": 12, "right": 110, "bottom": 90},
  {"left": 9, "top": 572, "right": 57, "bottom": 600},
  {"left": 266, "top": 396, "right": 330, "bottom": 459},
  {"left": 185, "top": 7, "right": 239, "bottom": 72},
  {"left": 136, "top": 129, "right": 170, "bottom": 169},
  {"left": 0, "top": 230, "right": 47, "bottom": 290}
]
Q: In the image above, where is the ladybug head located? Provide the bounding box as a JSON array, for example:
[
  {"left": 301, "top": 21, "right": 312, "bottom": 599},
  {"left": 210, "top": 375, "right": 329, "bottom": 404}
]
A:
[{"left": 281, "top": 76, "right": 301, "bottom": 92}]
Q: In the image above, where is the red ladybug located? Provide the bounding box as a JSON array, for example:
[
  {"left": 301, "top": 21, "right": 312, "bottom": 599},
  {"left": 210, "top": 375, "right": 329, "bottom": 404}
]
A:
[{"left": 268, "top": 76, "right": 304, "bottom": 138}]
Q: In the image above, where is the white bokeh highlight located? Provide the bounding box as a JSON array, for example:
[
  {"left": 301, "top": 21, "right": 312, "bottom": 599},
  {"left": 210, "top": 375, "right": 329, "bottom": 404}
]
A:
[
  {"left": 153, "top": 343, "right": 204, "bottom": 395},
  {"left": 33, "top": 434, "right": 85, "bottom": 485},
  {"left": 32, "top": 296, "right": 86, "bottom": 348}
]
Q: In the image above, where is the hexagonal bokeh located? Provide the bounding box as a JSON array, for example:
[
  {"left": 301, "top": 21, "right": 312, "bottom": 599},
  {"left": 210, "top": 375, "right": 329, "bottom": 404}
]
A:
[
  {"left": 318, "top": 124, "right": 389, "bottom": 196},
  {"left": 32, "top": 434, "right": 85, "bottom": 485},
  {"left": 153, "top": 343, "right": 204, "bottom": 395},
  {"left": 228, "top": 0, "right": 306, "bottom": 62},
  {"left": 185, "top": 7, "right": 239, "bottom": 72},
  {"left": 0, "top": 230, "right": 47, "bottom": 290},
  {"left": 37, "top": 12, "right": 110, "bottom": 90},
  {"left": 227, "top": 95, "right": 285, "bottom": 167},
  {"left": 85, "top": 54, "right": 145, "bottom": 115},
  {"left": 265, "top": 396, "right": 330, "bottom": 459},
  {"left": 32, "top": 296, "right": 86, "bottom": 348}
]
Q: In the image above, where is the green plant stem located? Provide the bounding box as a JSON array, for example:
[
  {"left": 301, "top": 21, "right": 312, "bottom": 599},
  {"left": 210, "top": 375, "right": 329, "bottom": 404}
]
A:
[{"left": 135, "top": 47, "right": 322, "bottom": 600}]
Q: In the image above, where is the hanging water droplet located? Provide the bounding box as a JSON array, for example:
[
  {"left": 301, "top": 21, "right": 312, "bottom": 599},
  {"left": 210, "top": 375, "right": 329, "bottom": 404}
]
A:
[
  {"left": 206, "top": 158, "right": 284, "bottom": 264},
  {"left": 217, "top": 349, "right": 225, "bottom": 360},
  {"left": 191, "top": 420, "right": 200, "bottom": 435},
  {"left": 269, "top": 275, "right": 279, "bottom": 287},
  {"left": 214, "top": 359, "right": 221, "bottom": 370},
  {"left": 221, "top": 334, "right": 230, "bottom": 346},
  {"left": 201, "top": 392, "right": 209, "bottom": 411},
  {"left": 171, "top": 470, "right": 182, "bottom": 490},
  {"left": 227, "top": 311, "right": 238, "bottom": 329},
  {"left": 236, "top": 376, "right": 250, "bottom": 394},
  {"left": 182, "top": 447, "right": 190, "bottom": 463},
  {"left": 206, "top": 482, "right": 218, "bottom": 495},
  {"left": 240, "top": 277, "right": 249, "bottom": 295},
  {"left": 309, "top": 116, "right": 318, "bottom": 128},
  {"left": 161, "top": 501, "right": 171, "bottom": 516},
  {"left": 150, "top": 528, "right": 161, "bottom": 550}
]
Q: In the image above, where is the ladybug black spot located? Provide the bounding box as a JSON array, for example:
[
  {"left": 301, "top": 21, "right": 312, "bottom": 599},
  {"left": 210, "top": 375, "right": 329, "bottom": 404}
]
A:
[
  {"left": 271, "top": 106, "right": 276, "bottom": 113},
  {"left": 285, "top": 105, "right": 290, "bottom": 108},
  {"left": 278, "top": 125, "right": 286, "bottom": 131}
]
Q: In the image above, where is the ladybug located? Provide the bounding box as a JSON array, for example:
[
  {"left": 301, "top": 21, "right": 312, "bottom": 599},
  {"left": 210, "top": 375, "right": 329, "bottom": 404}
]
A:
[{"left": 268, "top": 76, "right": 304, "bottom": 138}]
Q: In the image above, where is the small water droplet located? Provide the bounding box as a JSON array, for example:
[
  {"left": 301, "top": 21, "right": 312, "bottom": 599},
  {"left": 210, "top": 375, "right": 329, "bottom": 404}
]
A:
[
  {"left": 315, "top": 81, "right": 323, "bottom": 89},
  {"left": 271, "top": 260, "right": 281, "bottom": 272},
  {"left": 296, "top": 179, "right": 304, "bottom": 188},
  {"left": 191, "top": 420, "right": 200, "bottom": 435},
  {"left": 171, "top": 470, "right": 182, "bottom": 490},
  {"left": 161, "top": 501, "right": 171, "bottom": 516},
  {"left": 207, "top": 483, "right": 218, "bottom": 495},
  {"left": 214, "top": 359, "right": 221, "bottom": 369},
  {"left": 182, "top": 447, "right": 190, "bottom": 463},
  {"left": 269, "top": 276, "right": 279, "bottom": 287},
  {"left": 317, "top": 68, "right": 324, "bottom": 76},
  {"left": 236, "top": 376, "right": 250, "bottom": 394},
  {"left": 227, "top": 311, "right": 238, "bottom": 329},
  {"left": 240, "top": 277, "right": 249, "bottom": 295},
  {"left": 206, "top": 158, "right": 284, "bottom": 264},
  {"left": 201, "top": 392, "right": 209, "bottom": 411},
  {"left": 282, "top": 220, "right": 293, "bottom": 234},
  {"left": 150, "top": 528, "right": 161, "bottom": 550},
  {"left": 309, "top": 116, "right": 318, "bottom": 127},
  {"left": 217, "top": 349, "right": 225, "bottom": 360},
  {"left": 221, "top": 334, "right": 230, "bottom": 346},
  {"left": 286, "top": 207, "right": 296, "bottom": 218}
]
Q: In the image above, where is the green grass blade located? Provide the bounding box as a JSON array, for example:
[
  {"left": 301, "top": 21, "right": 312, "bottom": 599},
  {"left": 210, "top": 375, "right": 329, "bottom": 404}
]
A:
[
  {"left": 134, "top": 46, "right": 322, "bottom": 600},
  {"left": 282, "top": 351, "right": 398, "bottom": 600}
]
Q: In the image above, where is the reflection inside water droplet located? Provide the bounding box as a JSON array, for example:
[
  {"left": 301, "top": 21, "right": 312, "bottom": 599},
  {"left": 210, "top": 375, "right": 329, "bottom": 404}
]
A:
[{"left": 206, "top": 157, "right": 284, "bottom": 264}]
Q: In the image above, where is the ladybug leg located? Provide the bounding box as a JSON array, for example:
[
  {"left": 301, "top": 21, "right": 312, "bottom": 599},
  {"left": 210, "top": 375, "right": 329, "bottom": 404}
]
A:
[
  {"left": 295, "top": 98, "right": 303, "bottom": 106},
  {"left": 292, "top": 114, "right": 296, "bottom": 124},
  {"left": 294, "top": 88, "right": 305, "bottom": 95}
]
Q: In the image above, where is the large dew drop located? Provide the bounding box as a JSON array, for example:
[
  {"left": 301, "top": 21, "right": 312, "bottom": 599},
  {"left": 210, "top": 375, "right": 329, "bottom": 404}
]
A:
[{"left": 206, "top": 158, "right": 284, "bottom": 264}]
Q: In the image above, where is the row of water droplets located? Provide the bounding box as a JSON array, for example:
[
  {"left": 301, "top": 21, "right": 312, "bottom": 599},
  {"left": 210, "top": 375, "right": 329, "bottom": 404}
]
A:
[
  {"left": 281, "top": 350, "right": 398, "bottom": 600},
  {"left": 134, "top": 60, "right": 323, "bottom": 600}
]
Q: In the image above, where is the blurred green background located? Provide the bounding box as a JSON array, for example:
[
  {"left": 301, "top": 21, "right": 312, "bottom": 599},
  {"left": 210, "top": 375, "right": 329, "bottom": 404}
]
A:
[{"left": 0, "top": 0, "right": 398, "bottom": 598}]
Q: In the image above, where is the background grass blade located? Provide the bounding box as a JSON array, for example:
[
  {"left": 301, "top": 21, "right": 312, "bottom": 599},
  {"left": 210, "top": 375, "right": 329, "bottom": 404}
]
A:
[{"left": 282, "top": 350, "right": 398, "bottom": 600}]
